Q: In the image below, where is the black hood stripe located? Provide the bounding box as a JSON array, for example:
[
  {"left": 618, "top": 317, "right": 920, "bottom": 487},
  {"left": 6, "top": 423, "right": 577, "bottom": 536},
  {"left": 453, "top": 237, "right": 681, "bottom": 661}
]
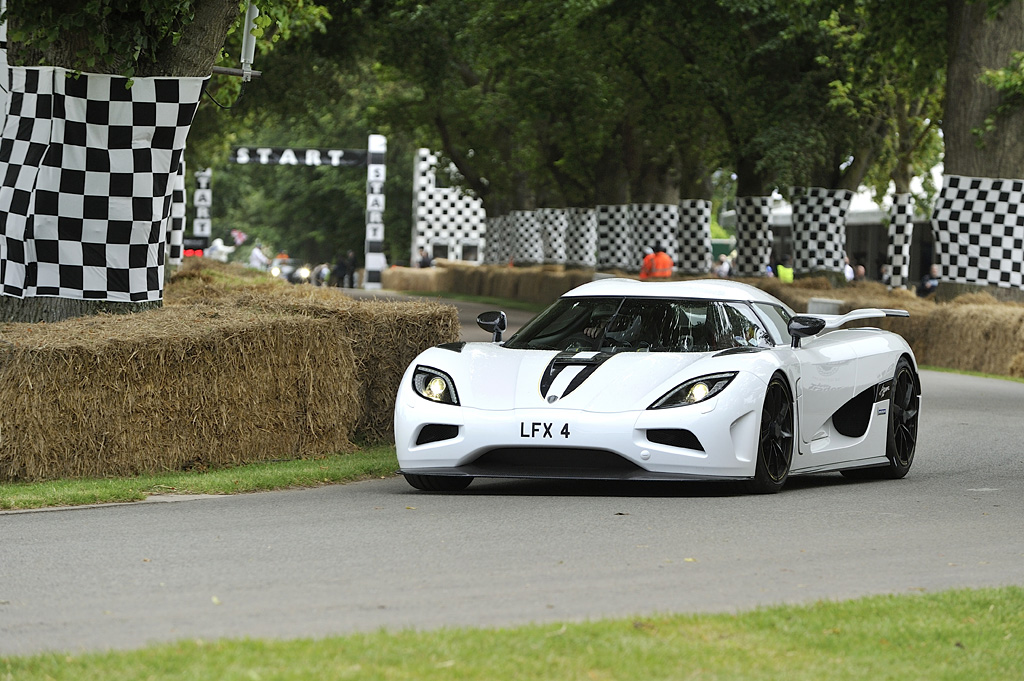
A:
[{"left": 540, "top": 351, "right": 614, "bottom": 398}]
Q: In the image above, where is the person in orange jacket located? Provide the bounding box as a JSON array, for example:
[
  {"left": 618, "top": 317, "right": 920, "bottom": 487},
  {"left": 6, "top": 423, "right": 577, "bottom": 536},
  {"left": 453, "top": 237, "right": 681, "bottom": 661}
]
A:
[
  {"left": 639, "top": 246, "right": 656, "bottom": 280},
  {"left": 650, "top": 244, "right": 673, "bottom": 279}
]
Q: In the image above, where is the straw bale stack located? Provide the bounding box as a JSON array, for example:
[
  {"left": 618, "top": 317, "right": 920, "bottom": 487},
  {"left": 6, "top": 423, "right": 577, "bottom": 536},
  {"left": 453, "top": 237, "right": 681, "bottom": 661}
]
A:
[
  {"left": 381, "top": 265, "right": 453, "bottom": 293},
  {"left": 227, "top": 286, "right": 461, "bottom": 441},
  {"left": 0, "top": 306, "right": 360, "bottom": 482}
]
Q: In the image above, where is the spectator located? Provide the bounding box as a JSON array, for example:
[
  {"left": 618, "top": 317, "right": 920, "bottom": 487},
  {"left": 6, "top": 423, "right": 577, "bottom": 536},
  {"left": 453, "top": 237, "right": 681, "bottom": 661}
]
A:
[
  {"left": 776, "top": 255, "right": 794, "bottom": 283},
  {"left": 638, "top": 246, "right": 655, "bottom": 280},
  {"left": 248, "top": 243, "right": 269, "bottom": 270},
  {"left": 880, "top": 264, "right": 892, "bottom": 286},
  {"left": 918, "top": 263, "right": 939, "bottom": 297},
  {"left": 854, "top": 264, "right": 866, "bottom": 281},
  {"left": 715, "top": 254, "right": 732, "bottom": 278},
  {"left": 844, "top": 256, "right": 855, "bottom": 282},
  {"left": 343, "top": 250, "right": 357, "bottom": 288},
  {"left": 650, "top": 244, "right": 673, "bottom": 279},
  {"left": 417, "top": 247, "right": 433, "bottom": 268}
]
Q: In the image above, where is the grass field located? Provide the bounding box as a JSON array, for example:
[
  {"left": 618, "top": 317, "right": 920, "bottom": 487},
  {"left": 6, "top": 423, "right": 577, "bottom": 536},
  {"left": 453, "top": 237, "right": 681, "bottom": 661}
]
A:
[{"left": 2, "top": 587, "right": 1022, "bottom": 679}]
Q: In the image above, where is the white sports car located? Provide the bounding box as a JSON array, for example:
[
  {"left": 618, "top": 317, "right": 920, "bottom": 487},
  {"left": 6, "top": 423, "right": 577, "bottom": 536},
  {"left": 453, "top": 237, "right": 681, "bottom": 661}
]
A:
[{"left": 394, "top": 278, "right": 920, "bottom": 494}]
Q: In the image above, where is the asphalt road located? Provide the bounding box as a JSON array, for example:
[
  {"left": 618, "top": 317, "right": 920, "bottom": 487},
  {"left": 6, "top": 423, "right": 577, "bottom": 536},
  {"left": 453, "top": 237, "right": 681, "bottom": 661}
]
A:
[{"left": 2, "top": 294, "right": 1023, "bottom": 656}]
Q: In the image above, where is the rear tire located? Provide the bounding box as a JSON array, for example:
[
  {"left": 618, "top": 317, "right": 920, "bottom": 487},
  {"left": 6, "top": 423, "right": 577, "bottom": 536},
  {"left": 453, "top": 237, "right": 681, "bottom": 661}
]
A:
[
  {"left": 842, "top": 356, "right": 919, "bottom": 480},
  {"left": 746, "top": 374, "right": 794, "bottom": 494},
  {"left": 403, "top": 473, "right": 474, "bottom": 492}
]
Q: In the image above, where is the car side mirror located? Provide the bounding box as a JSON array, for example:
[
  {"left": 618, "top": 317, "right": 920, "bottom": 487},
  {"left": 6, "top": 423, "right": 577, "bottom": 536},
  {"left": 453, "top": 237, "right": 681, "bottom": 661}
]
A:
[
  {"left": 788, "top": 315, "right": 826, "bottom": 348},
  {"left": 476, "top": 310, "right": 507, "bottom": 342}
]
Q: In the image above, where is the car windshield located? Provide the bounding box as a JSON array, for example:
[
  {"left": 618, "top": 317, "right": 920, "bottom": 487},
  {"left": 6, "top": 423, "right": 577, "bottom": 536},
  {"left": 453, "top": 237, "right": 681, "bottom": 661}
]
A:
[{"left": 505, "top": 297, "right": 734, "bottom": 353}]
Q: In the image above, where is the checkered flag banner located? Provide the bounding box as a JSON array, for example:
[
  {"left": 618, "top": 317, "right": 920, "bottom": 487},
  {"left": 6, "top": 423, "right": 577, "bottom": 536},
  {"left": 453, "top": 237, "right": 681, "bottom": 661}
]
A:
[
  {"left": 790, "top": 187, "right": 854, "bottom": 274},
  {"left": 0, "top": 67, "right": 206, "bottom": 301},
  {"left": 677, "top": 199, "right": 713, "bottom": 275},
  {"left": 733, "top": 196, "right": 773, "bottom": 277},
  {"left": 165, "top": 157, "right": 187, "bottom": 266},
  {"left": 887, "top": 193, "right": 914, "bottom": 289},
  {"left": 930, "top": 175, "right": 1024, "bottom": 289}
]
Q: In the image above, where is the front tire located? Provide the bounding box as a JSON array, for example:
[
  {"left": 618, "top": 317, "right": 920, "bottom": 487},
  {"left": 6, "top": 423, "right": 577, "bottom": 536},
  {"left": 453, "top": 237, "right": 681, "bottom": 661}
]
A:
[
  {"left": 403, "top": 473, "right": 474, "bottom": 492},
  {"left": 842, "top": 356, "right": 919, "bottom": 480},
  {"left": 746, "top": 374, "right": 794, "bottom": 494}
]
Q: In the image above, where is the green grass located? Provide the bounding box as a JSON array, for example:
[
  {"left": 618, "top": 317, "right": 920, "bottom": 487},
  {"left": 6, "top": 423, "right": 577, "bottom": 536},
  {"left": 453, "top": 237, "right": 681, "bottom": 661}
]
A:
[
  {"left": 0, "top": 445, "right": 399, "bottom": 511},
  {"left": 2, "top": 587, "right": 1021, "bottom": 680}
]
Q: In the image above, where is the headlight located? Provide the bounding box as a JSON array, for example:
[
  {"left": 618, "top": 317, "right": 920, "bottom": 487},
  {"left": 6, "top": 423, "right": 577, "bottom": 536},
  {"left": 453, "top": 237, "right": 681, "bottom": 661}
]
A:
[
  {"left": 649, "top": 372, "right": 737, "bottom": 410},
  {"left": 297, "top": 266, "right": 311, "bottom": 279},
  {"left": 412, "top": 366, "right": 459, "bottom": 405},
  {"left": 270, "top": 266, "right": 281, "bottom": 277}
]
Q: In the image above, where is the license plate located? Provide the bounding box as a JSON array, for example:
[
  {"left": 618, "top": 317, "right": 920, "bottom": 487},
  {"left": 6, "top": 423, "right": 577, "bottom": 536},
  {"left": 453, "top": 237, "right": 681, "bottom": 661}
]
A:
[{"left": 519, "top": 421, "right": 571, "bottom": 439}]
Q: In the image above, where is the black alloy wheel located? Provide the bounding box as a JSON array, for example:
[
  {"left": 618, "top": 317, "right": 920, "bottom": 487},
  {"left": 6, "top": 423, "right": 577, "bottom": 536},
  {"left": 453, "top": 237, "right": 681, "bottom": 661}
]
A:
[
  {"left": 843, "top": 356, "right": 919, "bottom": 480},
  {"left": 747, "top": 374, "right": 794, "bottom": 494}
]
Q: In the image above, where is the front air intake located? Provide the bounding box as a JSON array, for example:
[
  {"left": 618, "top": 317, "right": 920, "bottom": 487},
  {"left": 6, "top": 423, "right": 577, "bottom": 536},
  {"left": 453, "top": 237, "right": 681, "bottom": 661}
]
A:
[
  {"left": 416, "top": 424, "right": 460, "bottom": 445},
  {"left": 647, "top": 428, "right": 704, "bottom": 451}
]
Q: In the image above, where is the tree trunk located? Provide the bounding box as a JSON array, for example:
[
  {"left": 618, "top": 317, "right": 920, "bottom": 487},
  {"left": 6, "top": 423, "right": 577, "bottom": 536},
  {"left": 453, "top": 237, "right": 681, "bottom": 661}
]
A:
[
  {"left": 1, "top": 1, "right": 239, "bottom": 323},
  {"left": 0, "top": 298, "right": 161, "bottom": 323},
  {"left": 944, "top": 0, "right": 1024, "bottom": 178}
]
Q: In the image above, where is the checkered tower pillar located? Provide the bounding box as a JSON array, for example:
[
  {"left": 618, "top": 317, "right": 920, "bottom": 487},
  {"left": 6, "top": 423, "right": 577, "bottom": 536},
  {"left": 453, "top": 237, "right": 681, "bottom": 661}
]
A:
[
  {"left": 733, "top": 196, "right": 774, "bottom": 277},
  {"left": 631, "top": 204, "right": 680, "bottom": 273},
  {"left": 596, "top": 205, "right": 634, "bottom": 271},
  {"left": 536, "top": 208, "right": 568, "bottom": 265},
  {"left": 483, "top": 215, "right": 504, "bottom": 264},
  {"left": 677, "top": 199, "right": 713, "bottom": 275},
  {"left": 410, "top": 148, "right": 434, "bottom": 263},
  {"left": 165, "top": 157, "right": 186, "bottom": 266},
  {"left": 564, "top": 208, "right": 597, "bottom": 268},
  {"left": 510, "top": 210, "right": 544, "bottom": 265},
  {"left": 887, "top": 193, "right": 914, "bottom": 289},
  {"left": 410, "top": 148, "right": 487, "bottom": 264},
  {"left": 931, "top": 175, "right": 1024, "bottom": 290},
  {"left": 0, "top": 67, "right": 206, "bottom": 301},
  {"left": 790, "top": 187, "right": 854, "bottom": 275}
]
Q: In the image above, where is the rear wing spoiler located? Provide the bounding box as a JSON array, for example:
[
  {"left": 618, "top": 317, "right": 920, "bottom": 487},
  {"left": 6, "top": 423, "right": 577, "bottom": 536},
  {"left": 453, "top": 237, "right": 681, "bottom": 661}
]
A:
[{"left": 814, "top": 308, "right": 909, "bottom": 330}]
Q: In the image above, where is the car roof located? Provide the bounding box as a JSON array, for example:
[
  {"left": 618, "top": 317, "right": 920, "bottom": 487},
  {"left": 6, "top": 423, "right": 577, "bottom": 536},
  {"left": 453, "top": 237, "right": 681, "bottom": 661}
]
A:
[{"left": 561, "top": 277, "right": 789, "bottom": 308}]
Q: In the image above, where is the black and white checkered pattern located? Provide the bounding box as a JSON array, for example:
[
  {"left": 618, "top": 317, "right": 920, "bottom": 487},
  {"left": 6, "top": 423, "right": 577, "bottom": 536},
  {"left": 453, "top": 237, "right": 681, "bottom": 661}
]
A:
[
  {"left": 790, "top": 187, "right": 853, "bottom": 274},
  {"left": 930, "top": 174, "right": 1024, "bottom": 289},
  {"left": 482, "top": 215, "right": 501, "bottom": 264},
  {"left": 596, "top": 204, "right": 634, "bottom": 270},
  {"left": 510, "top": 210, "right": 544, "bottom": 265},
  {"left": 165, "top": 157, "right": 186, "bottom": 265},
  {"left": 733, "top": 196, "right": 774, "bottom": 277},
  {"left": 632, "top": 203, "right": 679, "bottom": 269},
  {"left": 0, "top": 67, "right": 205, "bottom": 301},
  {"left": 412, "top": 149, "right": 487, "bottom": 263},
  {"left": 564, "top": 207, "right": 597, "bottom": 267},
  {"left": 887, "top": 193, "right": 914, "bottom": 289},
  {"left": 536, "top": 208, "right": 568, "bottom": 264},
  {"left": 677, "top": 199, "right": 713, "bottom": 274},
  {"left": 595, "top": 204, "right": 679, "bottom": 272}
]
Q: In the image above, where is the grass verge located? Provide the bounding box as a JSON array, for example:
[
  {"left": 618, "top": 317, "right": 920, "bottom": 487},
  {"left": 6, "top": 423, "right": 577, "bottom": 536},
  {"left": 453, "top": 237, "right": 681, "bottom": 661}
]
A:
[
  {"left": 0, "top": 445, "right": 399, "bottom": 511},
  {"left": 2, "top": 587, "right": 1021, "bottom": 680}
]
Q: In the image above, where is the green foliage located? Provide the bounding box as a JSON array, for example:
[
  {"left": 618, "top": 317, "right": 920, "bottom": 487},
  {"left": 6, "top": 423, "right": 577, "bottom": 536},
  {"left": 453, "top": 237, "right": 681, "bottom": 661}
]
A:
[
  {"left": 974, "top": 50, "right": 1024, "bottom": 144},
  {"left": 2, "top": 0, "right": 199, "bottom": 76}
]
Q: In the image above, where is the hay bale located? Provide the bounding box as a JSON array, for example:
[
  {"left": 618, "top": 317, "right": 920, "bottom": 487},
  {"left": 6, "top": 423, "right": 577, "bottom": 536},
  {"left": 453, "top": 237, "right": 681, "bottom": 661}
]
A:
[
  {"left": 0, "top": 306, "right": 360, "bottom": 482},
  {"left": 183, "top": 285, "right": 462, "bottom": 442}
]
